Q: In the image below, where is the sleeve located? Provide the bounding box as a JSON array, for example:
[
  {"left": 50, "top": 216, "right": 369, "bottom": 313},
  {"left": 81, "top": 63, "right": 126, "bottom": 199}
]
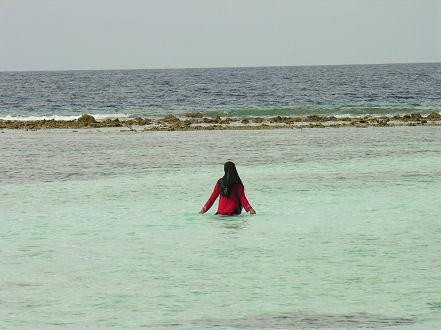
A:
[
  {"left": 237, "top": 185, "right": 252, "bottom": 212},
  {"left": 204, "top": 182, "right": 220, "bottom": 212}
]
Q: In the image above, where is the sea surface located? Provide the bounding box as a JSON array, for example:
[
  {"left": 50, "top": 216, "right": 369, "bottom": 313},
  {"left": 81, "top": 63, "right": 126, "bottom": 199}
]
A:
[
  {"left": 1, "top": 127, "right": 441, "bottom": 328},
  {"left": 1, "top": 64, "right": 441, "bottom": 329},
  {"left": 0, "top": 63, "right": 440, "bottom": 120}
]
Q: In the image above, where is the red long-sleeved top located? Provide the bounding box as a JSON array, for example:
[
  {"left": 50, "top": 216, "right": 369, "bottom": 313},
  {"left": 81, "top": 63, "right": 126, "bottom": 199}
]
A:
[{"left": 204, "top": 182, "right": 252, "bottom": 215}]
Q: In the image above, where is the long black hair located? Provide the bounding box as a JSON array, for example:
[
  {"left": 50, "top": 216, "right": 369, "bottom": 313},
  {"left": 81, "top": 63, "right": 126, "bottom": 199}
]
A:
[{"left": 218, "top": 161, "right": 243, "bottom": 197}]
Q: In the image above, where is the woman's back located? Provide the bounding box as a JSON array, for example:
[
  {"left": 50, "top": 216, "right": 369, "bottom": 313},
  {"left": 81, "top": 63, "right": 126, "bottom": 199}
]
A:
[{"left": 199, "top": 162, "right": 255, "bottom": 215}]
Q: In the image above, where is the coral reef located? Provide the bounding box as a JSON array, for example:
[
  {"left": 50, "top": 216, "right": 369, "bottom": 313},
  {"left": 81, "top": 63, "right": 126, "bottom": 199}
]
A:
[{"left": 1, "top": 112, "right": 440, "bottom": 131}]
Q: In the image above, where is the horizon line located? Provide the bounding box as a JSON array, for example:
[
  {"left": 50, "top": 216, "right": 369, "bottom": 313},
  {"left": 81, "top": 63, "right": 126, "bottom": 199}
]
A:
[{"left": 1, "top": 61, "right": 440, "bottom": 73}]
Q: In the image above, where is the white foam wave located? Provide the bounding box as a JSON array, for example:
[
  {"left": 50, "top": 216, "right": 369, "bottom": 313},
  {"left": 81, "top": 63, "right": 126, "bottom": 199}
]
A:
[{"left": 0, "top": 114, "right": 132, "bottom": 121}]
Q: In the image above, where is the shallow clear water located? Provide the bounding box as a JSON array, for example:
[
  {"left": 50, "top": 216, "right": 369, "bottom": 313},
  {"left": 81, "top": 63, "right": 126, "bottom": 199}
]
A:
[{"left": 1, "top": 127, "right": 440, "bottom": 328}]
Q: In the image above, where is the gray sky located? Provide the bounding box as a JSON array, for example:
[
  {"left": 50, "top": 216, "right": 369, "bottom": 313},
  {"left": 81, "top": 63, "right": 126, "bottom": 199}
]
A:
[{"left": 1, "top": 0, "right": 440, "bottom": 71}]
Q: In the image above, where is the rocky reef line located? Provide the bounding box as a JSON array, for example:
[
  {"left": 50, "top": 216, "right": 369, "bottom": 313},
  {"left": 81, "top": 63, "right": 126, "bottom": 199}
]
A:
[{"left": 1, "top": 112, "right": 441, "bottom": 131}]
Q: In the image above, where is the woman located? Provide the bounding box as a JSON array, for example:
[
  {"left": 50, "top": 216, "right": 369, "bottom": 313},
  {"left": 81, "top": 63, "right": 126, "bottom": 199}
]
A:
[{"left": 199, "top": 161, "right": 256, "bottom": 215}]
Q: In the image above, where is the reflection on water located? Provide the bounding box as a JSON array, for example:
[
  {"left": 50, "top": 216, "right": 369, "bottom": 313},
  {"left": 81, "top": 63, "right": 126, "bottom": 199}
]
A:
[
  {"left": 220, "top": 218, "right": 249, "bottom": 231},
  {"left": 222, "top": 222, "right": 248, "bottom": 232},
  {"left": 194, "top": 311, "right": 414, "bottom": 328},
  {"left": 206, "top": 214, "right": 250, "bottom": 232}
]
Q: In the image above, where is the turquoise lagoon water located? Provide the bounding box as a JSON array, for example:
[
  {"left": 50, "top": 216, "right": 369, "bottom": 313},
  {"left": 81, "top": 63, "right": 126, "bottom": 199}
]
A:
[{"left": 1, "top": 127, "right": 440, "bottom": 329}]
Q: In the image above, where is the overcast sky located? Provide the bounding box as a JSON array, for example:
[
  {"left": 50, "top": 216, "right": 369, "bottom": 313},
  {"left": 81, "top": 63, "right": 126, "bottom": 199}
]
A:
[{"left": 1, "top": 0, "right": 440, "bottom": 71}]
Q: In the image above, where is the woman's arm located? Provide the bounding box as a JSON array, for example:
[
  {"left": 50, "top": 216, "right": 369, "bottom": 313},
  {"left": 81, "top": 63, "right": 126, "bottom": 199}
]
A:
[
  {"left": 199, "top": 182, "right": 219, "bottom": 214},
  {"left": 237, "top": 185, "right": 256, "bottom": 214}
]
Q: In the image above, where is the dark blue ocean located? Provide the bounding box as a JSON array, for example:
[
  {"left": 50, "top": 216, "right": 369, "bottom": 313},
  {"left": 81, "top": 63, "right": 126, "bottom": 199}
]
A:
[{"left": 0, "top": 63, "right": 440, "bottom": 120}]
